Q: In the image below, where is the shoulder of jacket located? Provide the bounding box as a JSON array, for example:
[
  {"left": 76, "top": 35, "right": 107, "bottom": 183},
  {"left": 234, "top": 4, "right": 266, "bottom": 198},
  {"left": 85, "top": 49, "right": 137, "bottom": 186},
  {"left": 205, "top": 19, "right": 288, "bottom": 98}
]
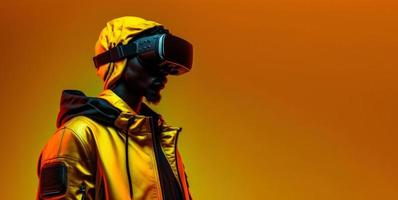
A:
[
  {"left": 38, "top": 116, "right": 99, "bottom": 173},
  {"left": 55, "top": 116, "right": 105, "bottom": 147},
  {"left": 61, "top": 116, "right": 102, "bottom": 134}
]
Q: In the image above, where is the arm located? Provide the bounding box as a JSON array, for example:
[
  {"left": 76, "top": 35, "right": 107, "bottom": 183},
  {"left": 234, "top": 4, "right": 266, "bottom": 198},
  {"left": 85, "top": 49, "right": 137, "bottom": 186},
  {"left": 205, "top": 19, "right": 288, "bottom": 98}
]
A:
[{"left": 36, "top": 127, "right": 96, "bottom": 200}]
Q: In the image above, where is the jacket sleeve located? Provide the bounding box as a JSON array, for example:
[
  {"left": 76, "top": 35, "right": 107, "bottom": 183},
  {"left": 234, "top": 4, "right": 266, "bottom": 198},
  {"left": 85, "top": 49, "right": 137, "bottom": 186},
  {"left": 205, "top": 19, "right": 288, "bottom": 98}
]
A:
[
  {"left": 176, "top": 149, "right": 193, "bottom": 200},
  {"left": 36, "top": 127, "right": 96, "bottom": 200}
]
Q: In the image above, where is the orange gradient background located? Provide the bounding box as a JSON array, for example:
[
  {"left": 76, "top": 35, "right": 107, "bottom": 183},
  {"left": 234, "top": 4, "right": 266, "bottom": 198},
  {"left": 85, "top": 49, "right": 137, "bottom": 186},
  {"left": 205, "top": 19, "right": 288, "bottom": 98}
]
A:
[{"left": 1, "top": 0, "right": 397, "bottom": 199}]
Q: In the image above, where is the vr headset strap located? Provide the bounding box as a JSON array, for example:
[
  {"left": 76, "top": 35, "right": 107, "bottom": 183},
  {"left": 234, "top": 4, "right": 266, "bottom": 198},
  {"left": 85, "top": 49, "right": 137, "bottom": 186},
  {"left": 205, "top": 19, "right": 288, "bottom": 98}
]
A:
[{"left": 93, "top": 43, "right": 138, "bottom": 68}]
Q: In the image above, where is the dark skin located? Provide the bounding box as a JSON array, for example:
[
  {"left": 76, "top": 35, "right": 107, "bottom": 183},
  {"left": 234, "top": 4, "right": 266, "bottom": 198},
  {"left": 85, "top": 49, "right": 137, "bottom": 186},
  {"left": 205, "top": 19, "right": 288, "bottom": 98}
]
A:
[{"left": 110, "top": 56, "right": 168, "bottom": 114}]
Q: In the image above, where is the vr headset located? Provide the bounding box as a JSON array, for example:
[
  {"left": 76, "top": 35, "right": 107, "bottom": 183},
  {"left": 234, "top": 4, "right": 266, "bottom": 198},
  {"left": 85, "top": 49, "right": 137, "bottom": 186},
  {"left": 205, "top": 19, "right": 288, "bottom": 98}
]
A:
[{"left": 93, "top": 26, "right": 193, "bottom": 75}]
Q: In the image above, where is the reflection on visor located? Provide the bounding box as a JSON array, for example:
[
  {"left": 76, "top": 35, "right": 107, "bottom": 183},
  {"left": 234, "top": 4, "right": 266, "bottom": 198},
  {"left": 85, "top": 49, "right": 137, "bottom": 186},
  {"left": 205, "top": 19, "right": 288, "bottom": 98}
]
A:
[{"left": 163, "top": 34, "right": 193, "bottom": 73}]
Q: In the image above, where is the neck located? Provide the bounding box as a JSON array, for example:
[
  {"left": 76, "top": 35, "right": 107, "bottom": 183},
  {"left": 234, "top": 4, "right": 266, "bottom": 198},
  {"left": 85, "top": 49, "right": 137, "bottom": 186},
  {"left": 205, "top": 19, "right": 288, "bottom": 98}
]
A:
[{"left": 110, "top": 82, "right": 143, "bottom": 114}]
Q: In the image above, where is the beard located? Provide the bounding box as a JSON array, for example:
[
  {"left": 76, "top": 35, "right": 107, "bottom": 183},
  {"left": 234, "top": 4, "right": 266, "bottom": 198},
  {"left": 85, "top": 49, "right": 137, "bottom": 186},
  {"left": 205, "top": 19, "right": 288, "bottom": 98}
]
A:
[
  {"left": 144, "top": 81, "right": 163, "bottom": 105},
  {"left": 144, "top": 88, "right": 161, "bottom": 105}
]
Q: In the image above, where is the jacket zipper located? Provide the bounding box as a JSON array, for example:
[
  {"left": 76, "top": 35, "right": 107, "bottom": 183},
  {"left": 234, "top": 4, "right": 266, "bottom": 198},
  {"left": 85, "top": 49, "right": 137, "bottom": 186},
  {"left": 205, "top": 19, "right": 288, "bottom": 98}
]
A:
[
  {"left": 149, "top": 116, "right": 165, "bottom": 200},
  {"left": 79, "top": 183, "right": 87, "bottom": 200},
  {"left": 174, "top": 127, "right": 185, "bottom": 198}
]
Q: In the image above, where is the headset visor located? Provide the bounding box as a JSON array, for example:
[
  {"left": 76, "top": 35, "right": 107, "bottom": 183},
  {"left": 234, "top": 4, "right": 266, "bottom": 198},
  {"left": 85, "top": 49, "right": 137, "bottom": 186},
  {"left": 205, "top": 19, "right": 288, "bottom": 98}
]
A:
[
  {"left": 93, "top": 33, "right": 193, "bottom": 75},
  {"left": 160, "top": 34, "right": 193, "bottom": 75}
]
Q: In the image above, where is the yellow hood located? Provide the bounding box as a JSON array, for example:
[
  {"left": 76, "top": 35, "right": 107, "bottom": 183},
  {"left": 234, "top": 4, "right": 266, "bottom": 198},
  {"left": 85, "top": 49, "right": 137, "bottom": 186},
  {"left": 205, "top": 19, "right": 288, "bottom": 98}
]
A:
[{"left": 94, "top": 16, "right": 161, "bottom": 90}]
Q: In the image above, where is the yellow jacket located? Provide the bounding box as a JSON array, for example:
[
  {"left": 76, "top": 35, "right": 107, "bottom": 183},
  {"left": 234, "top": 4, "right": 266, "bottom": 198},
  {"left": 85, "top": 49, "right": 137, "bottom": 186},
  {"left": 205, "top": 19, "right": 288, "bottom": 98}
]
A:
[{"left": 36, "top": 89, "right": 192, "bottom": 200}]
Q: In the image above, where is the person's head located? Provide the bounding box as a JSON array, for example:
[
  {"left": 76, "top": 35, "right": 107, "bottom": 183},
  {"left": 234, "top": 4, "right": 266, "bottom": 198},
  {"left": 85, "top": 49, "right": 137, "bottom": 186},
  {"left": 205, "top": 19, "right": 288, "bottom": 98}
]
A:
[
  {"left": 93, "top": 16, "right": 192, "bottom": 105},
  {"left": 116, "top": 55, "right": 169, "bottom": 105},
  {"left": 115, "top": 25, "right": 173, "bottom": 104}
]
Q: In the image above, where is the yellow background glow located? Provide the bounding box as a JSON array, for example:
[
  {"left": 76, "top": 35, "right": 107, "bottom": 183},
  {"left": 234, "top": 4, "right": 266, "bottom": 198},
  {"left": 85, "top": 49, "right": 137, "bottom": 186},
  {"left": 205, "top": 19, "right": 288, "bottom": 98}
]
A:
[{"left": 0, "top": 0, "right": 397, "bottom": 199}]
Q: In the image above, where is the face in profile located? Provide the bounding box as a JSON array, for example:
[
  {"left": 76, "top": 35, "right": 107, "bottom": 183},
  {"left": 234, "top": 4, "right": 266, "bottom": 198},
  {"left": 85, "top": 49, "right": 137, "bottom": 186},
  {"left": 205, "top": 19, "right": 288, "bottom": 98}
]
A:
[{"left": 122, "top": 56, "right": 168, "bottom": 104}]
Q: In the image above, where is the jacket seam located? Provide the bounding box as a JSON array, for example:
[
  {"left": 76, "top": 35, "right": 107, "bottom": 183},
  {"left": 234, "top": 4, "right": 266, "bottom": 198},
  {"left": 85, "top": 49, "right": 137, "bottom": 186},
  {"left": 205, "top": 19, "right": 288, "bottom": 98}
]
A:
[
  {"left": 56, "top": 128, "right": 66, "bottom": 157},
  {"left": 61, "top": 126, "right": 95, "bottom": 170},
  {"left": 41, "top": 156, "right": 81, "bottom": 163},
  {"left": 148, "top": 117, "right": 164, "bottom": 200}
]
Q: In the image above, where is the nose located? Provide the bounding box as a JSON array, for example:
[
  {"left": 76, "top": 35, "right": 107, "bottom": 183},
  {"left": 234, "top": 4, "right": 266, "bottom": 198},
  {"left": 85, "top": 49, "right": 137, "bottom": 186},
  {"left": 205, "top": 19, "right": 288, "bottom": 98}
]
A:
[
  {"left": 158, "top": 68, "right": 169, "bottom": 77},
  {"left": 159, "top": 76, "right": 168, "bottom": 85}
]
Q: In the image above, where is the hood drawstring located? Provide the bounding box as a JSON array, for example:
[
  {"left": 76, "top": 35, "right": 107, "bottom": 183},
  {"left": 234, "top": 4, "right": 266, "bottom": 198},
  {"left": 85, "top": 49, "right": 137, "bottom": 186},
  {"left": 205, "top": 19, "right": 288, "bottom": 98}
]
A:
[{"left": 125, "top": 116, "right": 136, "bottom": 199}]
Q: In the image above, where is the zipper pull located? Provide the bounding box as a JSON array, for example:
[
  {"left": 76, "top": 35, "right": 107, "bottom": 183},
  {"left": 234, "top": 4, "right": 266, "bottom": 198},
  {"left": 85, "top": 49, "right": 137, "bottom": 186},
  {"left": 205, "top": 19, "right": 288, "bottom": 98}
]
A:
[{"left": 79, "top": 183, "right": 87, "bottom": 200}]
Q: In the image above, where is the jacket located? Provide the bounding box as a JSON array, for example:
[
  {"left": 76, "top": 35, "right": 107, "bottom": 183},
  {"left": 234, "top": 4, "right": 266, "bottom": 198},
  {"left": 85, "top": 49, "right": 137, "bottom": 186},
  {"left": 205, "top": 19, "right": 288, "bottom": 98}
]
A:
[{"left": 36, "top": 89, "right": 192, "bottom": 200}]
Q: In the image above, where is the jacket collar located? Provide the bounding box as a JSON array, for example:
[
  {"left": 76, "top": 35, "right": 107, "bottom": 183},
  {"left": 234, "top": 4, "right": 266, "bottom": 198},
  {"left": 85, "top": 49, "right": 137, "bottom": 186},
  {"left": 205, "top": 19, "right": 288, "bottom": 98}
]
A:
[
  {"left": 97, "top": 89, "right": 138, "bottom": 115},
  {"left": 96, "top": 89, "right": 176, "bottom": 130},
  {"left": 96, "top": 89, "right": 181, "bottom": 133}
]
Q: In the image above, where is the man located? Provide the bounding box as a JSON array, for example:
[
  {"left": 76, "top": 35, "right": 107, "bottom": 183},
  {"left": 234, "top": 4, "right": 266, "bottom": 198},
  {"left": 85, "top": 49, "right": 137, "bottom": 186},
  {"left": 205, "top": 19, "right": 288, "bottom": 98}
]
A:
[{"left": 36, "top": 16, "right": 193, "bottom": 200}]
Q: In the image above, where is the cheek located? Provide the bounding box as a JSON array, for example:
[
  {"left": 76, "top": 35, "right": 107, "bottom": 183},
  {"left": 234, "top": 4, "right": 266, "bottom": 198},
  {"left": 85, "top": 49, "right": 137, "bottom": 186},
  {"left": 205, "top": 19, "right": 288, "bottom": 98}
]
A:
[{"left": 124, "top": 67, "right": 151, "bottom": 89}]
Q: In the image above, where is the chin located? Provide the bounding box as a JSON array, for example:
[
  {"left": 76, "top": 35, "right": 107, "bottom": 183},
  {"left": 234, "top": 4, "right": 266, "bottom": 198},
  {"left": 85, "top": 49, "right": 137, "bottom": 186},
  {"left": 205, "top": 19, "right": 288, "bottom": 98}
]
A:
[{"left": 144, "top": 89, "right": 162, "bottom": 105}]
